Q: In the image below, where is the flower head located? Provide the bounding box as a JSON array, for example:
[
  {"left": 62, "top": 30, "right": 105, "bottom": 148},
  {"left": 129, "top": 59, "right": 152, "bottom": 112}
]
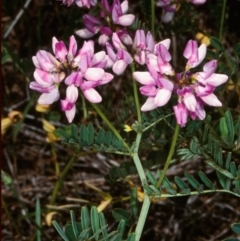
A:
[{"left": 30, "top": 36, "right": 113, "bottom": 123}]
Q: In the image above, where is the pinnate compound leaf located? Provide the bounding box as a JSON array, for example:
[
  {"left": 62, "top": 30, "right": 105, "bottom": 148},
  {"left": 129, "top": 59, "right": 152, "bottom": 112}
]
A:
[{"left": 205, "top": 160, "right": 234, "bottom": 179}]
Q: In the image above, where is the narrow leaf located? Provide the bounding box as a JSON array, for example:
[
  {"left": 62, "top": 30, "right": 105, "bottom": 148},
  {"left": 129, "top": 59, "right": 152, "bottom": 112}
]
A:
[
  {"left": 149, "top": 185, "right": 161, "bottom": 195},
  {"left": 225, "top": 111, "right": 234, "bottom": 143},
  {"left": 205, "top": 160, "right": 234, "bottom": 179},
  {"left": 104, "top": 131, "right": 112, "bottom": 147},
  {"left": 96, "top": 129, "right": 105, "bottom": 144},
  {"left": 220, "top": 117, "right": 229, "bottom": 139},
  {"left": 90, "top": 207, "right": 99, "bottom": 238},
  {"left": 81, "top": 206, "right": 90, "bottom": 231},
  {"left": 230, "top": 162, "right": 237, "bottom": 177},
  {"left": 71, "top": 124, "right": 78, "bottom": 140},
  {"left": 112, "top": 208, "right": 131, "bottom": 222},
  {"left": 198, "top": 171, "right": 215, "bottom": 190},
  {"left": 231, "top": 223, "right": 240, "bottom": 234},
  {"left": 117, "top": 220, "right": 125, "bottom": 240},
  {"left": 52, "top": 220, "right": 70, "bottom": 241},
  {"left": 99, "top": 212, "right": 108, "bottom": 238},
  {"left": 79, "top": 124, "right": 87, "bottom": 145},
  {"left": 210, "top": 37, "right": 224, "bottom": 51},
  {"left": 184, "top": 172, "right": 202, "bottom": 192},
  {"left": 87, "top": 123, "right": 95, "bottom": 145},
  {"left": 70, "top": 210, "right": 79, "bottom": 238},
  {"left": 127, "top": 233, "right": 136, "bottom": 241},
  {"left": 146, "top": 170, "right": 157, "bottom": 186},
  {"left": 174, "top": 176, "right": 190, "bottom": 190}
]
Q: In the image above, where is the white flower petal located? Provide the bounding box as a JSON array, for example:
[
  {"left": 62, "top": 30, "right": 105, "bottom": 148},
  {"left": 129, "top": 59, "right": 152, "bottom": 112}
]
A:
[{"left": 141, "top": 97, "right": 158, "bottom": 111}]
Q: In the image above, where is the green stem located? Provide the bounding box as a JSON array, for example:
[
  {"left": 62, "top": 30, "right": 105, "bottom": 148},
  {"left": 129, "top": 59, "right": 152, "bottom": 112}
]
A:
[
  {"left": 135, "top": 195, "right": 151, "bottom": 241},
  {"left": 92, "top": 104, "right": 130, "bottom": 151},
  {"left": 156, "top": 124, "right": 180, "bottom": 188},
  {"left": 219, "top": 0, "right": 227, "bottom": 41},
  {"left": 81, "top": 94, "right": 88, "bottom": 119},
  {"left": 132, "top": 132, "right": 151, "bottom": 241},
  {"left": 151, "top": 188, "right": 240, "bottom": 199},
  {"left": 132, "top": 133, "right": 147, "bottom": 184},
  {"left": 131, "top": 64, "right": 141, "bottom": 123},
  {"left": 151, "top": 0, "right": 155, "bottom": 38},
  {"left": 51, "top": 144, "right": 59, "bottom": 176},
  {"left": 143, "top": 113, "right": 174, "bottom": 132},
  {"left": 50, "top": 156, "right": 76, "bottom": 205}
]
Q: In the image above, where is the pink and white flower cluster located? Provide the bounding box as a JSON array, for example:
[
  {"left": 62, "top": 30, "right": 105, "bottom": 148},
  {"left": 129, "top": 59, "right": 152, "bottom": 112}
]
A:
[
  {"left": 30, "top": 36, "right": 113, "bottom": 123},
  {"left": 156, "top": 0, "right": 206, "bottom": 23},
  {"left": 75, "top": 0, "right": 135, "bottom": 46},
  {"left": 133, "top": 36, "right": 228, "bottom": 127}
]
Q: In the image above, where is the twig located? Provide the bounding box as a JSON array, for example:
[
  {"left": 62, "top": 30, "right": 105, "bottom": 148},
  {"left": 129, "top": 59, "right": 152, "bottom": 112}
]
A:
[{"left": 3, "top": 0, "right": 33, "bottom": 39}]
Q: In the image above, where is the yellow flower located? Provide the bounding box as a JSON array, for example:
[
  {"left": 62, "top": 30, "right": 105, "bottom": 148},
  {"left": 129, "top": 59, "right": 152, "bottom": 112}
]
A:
[
  {"left": 195, "top": 32, "right": 210, "bottom": 46},
  {"left": 35, "top": 103, "right": 50, "bottom": 113},
  {"left": 124, "top": 124, "right": 133, "bottom": 132},
  {"left": 1, "top": 111, "right": 22, "bottom": 136},
  {"left": 42, "top": 119, "right": 60, "bottom": 143}
]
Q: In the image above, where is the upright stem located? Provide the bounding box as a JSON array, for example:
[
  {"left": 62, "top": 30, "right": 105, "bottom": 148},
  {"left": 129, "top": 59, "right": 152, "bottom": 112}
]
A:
[
  {"left": 156, "top": 124, "right": 180, "bottom": 188},
  {"left": 50, "top": 156, "right": 76, "bottom": 205},
  {"left": 81, "top": 94, "right": 88, "bottom": 119},
  {"left": 219, "top": 0, "right": 227, "bottom": 41},
  {"left": 151, "top": 0, "right": 155, "bottom": 38},
  {"left": 132, "top": 132, "right": 151, "bottom": 241},
  {"left": 131, "top": 64, "right": 141, "bottom": 123},
  {"left": 92, "top": 104, "right": 130, "bottom": 151},
  {"left": 135, "top": 195, "right": 151, "bottom": 241}
]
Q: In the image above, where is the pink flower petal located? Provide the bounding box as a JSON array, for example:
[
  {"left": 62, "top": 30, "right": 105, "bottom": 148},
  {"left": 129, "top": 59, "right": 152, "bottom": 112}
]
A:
[{"left": 83, "top": 88, "right": 102, "bottom": 103}]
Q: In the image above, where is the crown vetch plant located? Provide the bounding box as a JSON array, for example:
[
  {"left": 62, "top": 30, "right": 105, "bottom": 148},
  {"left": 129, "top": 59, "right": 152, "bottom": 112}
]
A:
[{"left": 26, "top": 0, "right": 240, "bottom": 240}]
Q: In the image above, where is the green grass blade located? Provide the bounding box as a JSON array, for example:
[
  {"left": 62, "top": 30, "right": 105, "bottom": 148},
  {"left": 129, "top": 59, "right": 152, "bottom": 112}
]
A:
[{"left": 35, "top": 198, "right": 41, "bottom": 241}]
